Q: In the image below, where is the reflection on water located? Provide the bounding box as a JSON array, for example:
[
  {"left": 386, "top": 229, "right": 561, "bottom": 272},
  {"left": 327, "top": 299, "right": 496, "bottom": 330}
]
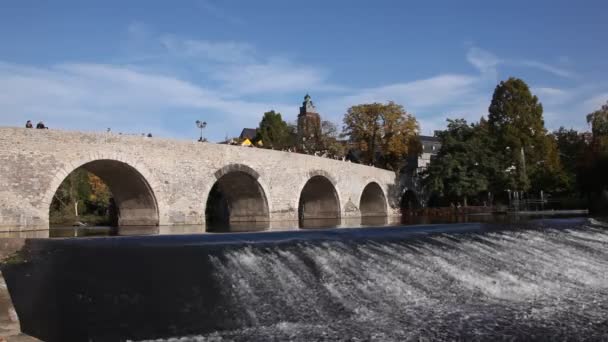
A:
[
  {"left": 0, "top": 212, "right": 589, "bottom": 239},
  {"left": 298, "top": 217, "right": 341, "bottom": 229}
]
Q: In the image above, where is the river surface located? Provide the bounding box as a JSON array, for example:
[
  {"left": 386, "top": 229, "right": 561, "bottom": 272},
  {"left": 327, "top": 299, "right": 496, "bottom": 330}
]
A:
[
  {"left": 2, "top": 216, "right": 608, "bottom": 341},
  {"left": 34, "top": 211, "right": 590, "bottom": 238}
]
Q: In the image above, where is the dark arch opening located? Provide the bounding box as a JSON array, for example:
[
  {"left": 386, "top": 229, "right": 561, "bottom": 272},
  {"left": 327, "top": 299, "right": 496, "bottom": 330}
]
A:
[
  {"left": 298, "top": 175, "right": 341, "bottom": 228},
  {"left": 359, "top": 182, "right": 388, "bottom": 226},
  {"left": 401, "top": 189, "right": 421, "bottom": 211},
  {"left": 205, "top": 171, "right": 269, "bottom": 233},
  {"left": 360, "top": 182, "right": 387, "bottom": 217},
  {"left": 49, "top": 160, "right": 159, "bottom": 228}
]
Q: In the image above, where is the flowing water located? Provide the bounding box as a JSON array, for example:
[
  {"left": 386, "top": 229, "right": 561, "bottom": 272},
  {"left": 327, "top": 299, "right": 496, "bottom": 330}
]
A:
[
  {"left": 147, "top": 217, "right": 608, "bottom": 341},
  {"left": 3, "top": 217, "right": 608, "bottom": 341}
]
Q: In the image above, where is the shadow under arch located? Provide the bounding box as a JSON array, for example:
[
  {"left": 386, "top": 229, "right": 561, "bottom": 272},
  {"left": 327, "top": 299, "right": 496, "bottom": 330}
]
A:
[
  {"left": 205, "top": 166, "right": 270, "bottom": 233},
  {"left": 49, "top": 159, "right": 159, "bottom": 227},
  {"left": 298, "top": 175, "right": 341, "bottom": 229},
  {"left": 359, "top": 182, "right": 388, "bottom": 217}
]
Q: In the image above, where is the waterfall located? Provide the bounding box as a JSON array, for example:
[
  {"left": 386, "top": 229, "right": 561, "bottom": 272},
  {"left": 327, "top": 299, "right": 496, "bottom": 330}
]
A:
[{"left": 138, "top": 219, "right": 608, "bottom": 341}]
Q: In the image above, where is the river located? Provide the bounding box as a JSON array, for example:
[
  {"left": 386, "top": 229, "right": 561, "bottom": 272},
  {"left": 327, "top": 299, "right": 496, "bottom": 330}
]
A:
[{"left": 2, "top": 216, "right": 607, "bottom": 341}]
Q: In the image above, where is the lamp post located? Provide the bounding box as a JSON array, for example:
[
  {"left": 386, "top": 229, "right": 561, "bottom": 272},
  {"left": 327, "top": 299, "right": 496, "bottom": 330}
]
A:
[{"left": 195, "top": 120, "right": 207, "bottom": 142}]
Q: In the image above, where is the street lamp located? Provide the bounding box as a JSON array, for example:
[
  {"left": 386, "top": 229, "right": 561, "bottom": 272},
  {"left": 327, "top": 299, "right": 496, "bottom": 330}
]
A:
[{"left": 195, "top": 120, "right": 207, "bottom": 142}]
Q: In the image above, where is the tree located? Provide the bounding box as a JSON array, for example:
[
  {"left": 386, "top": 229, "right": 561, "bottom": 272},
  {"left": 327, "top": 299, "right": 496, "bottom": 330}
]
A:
[
  {"left": 586, "top": 101, "right": 608, "bottom": 137},
  {"left": 342, "top": 102, "right": 419, "bottom": 171},
  {"left": 87, "top": 173, "right": 112, "bottom": 215},
  {"left": 255, "top": 110, "right": 292, "bottom": 149},
  {"left": 423, "top": 119, "right": 498, "bottom": 206},
  {"left": 321, "top": 120, "right": 345, "bottom": 158},
  {"left": 580, "top": 100, "right": 608, "bottom": 211},
  {"left": 551, "top": 127, "right": 588, "bottom": 194},
  {"left": 488, "top": 77, "right": 564, "bottom": 193}
]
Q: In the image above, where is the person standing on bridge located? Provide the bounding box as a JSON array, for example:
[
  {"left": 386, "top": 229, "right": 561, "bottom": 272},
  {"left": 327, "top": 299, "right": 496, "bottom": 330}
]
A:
[
  {"left": 25, "top": 120, "right": 33, "bottom": 128},
  {"left": 36, "top": 121, "right": 48, "bottom": 129}
]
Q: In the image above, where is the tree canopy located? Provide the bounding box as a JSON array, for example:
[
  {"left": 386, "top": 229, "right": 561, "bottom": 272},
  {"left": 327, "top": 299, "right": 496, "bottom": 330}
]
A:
[
  {"left": 342, "top": 102, "right": 420, "bottom": 171},
  {"left": 255, "top": 110, "right": 293, "bottom": 149},
  {"left": 423, "top": 119, "right": 497, "bottom": 205},
  {"left": 487, "top": 77, "right": 564, "bottom": 193}
]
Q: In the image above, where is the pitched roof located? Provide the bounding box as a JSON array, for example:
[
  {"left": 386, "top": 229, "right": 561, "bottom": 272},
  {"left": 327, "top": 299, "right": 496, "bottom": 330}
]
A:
[
  {"left": 239, "top": 128, "right": 257, "bottom": 140},
  {"left": 419, "top": 135, "right": 440, "bottom": 142}
]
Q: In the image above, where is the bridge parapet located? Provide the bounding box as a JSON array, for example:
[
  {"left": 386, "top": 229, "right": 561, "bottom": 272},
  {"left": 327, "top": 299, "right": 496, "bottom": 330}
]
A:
[{"left": 0, "top": 127, "right": 399, "bottom": 231}]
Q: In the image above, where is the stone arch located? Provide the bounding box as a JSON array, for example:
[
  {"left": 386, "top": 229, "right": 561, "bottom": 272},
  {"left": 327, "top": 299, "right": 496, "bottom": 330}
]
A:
[
  {"left": 359, "top": 182, "right": 388, "bottom": 217},
  {"left": 214, "top": 163, "right": 260, "bottom": 180},
  {"left": 46, "top": 159, "right": 159, "bottom": 227},
  {"left": 298, "top": 175, "right": 341, "bottom": 228},
  {"left": 205, "top": 165, "right": 270, "bottom": 232},
  {"left": 305, "top": 169, "right": 338, "bottom": 186}
]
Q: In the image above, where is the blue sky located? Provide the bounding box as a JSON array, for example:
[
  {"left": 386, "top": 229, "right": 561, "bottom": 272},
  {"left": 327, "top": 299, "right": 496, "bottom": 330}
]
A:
[{"left": 1, "top": 0, "right": 607, "bottom": 142}]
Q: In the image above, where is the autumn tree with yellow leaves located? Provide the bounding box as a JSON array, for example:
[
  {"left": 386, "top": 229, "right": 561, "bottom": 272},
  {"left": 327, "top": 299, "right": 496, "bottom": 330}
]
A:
[{"left": 342, "top": 101, "right": 420, "bottom": 171}]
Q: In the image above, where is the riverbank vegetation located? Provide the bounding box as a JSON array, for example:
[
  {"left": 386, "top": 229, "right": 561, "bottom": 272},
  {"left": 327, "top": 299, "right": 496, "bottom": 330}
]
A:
[
  {"left": 424, "top": 77, "right": 608, "bottom": 212},
  {"left": 49, "top": 169, "right": 115, "bottom": 226},
  {"left": 249, "top": 77, "right": 607, "bottom": 212}
]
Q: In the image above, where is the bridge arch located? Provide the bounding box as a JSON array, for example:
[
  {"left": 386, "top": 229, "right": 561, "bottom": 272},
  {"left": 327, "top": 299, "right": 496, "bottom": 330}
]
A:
[
  {"left": 45, "top": 158, "right": 159, "bottom": 227},
  {"left": 298, "top": 173, "right": 341, "bottom": 228},
  {"left": 359, "top": 182, "right": 388, "bottom": 217},
  {"left": 205, "top": 164, "right": 270, "bottom": 232}
]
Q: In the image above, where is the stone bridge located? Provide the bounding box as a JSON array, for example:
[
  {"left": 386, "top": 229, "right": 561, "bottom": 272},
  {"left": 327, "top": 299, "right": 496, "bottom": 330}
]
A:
[{"left": 0, "top": 127, "right": 400, "bottom": 232}]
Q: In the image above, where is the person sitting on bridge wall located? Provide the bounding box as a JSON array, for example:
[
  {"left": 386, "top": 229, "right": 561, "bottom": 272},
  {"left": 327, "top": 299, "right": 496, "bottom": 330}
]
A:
[
  {"left": 36, "top": 121, "right": 48, "bottom": 129},
  {"left": 25, "top": 120, "right": 33, "bottom": 128}
]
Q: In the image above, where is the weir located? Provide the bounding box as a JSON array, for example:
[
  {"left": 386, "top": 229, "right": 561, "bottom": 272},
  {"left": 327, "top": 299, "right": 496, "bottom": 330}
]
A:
[{"left": 2, "top": 217, "right": 607, "bottom": 341}]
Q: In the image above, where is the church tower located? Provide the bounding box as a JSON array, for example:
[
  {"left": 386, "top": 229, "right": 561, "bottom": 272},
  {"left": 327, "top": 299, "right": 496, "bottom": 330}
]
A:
[{"left": 297, "top": 94, "right": 321, "bottom": 145}]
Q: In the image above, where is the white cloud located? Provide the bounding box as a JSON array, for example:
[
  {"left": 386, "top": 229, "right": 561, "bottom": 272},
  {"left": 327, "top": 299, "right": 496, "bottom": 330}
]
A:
[
  {"left": 582, "top": 93, "right": 608, "bottom": 113},
  {"left": 0, "top": 61, "right": 295, "bottom": 140},
  {"left": 318, "top": 73, "right": 487, "bottom": 135},
  {"left": 467, "top": 47, "right": 501, "bottom": 76},
  {"left": 158, "top": 35, "right": 344, "bottom": 95},
  {"left": 519, "top": 60, "right": 576, "bottom": 79},
  {"left": 212, "top": 58, "right": 338, "bottom": 95},
  {"left": 160, "top": 35, "right": 255, "bottom": 64},
  {"left": 0, "top": 33, "right": 602, "bottom": 142},
  {"left": 533, "top": 87, "right": 573, "bottom": 105},
  {"left": 466, "top": 45, "right": 577, "bottom": 80}
]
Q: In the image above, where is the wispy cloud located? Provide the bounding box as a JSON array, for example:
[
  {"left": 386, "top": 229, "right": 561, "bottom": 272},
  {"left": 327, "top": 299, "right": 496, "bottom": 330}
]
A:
[
  {"left": 518, "top": 60, "right": 577, "bottom": 79},
  {"left": 467, "top": 46, "right": 577, "bottom": 80},
  {"left": 466, "top": 47, "right": 501, "bottom": 77},
  {"left": 582, "top": 93, "right": 608, "bottom": 113},
  {"left": 0, "top": 61, "right": 295, "bottom": 140},
  {"left": 319, "top": 74, "right": 486, "bottom": 134},
  {"left": 158, "top": 34, "right": 345, "bottom": 95},
  {"left": 196, "top": 0, "right": 244, "bottom": 25},
  {"left": 0, "top": 29, "right": 603, "bottom": 141},
  {"left": 160, "top": 35, "right": 255, "bottom": 63}
]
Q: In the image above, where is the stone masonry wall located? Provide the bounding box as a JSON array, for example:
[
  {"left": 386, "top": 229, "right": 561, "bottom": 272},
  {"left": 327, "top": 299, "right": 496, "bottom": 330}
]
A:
[{"left": 0, "top": 127, "right": 399, "bottom": 231}]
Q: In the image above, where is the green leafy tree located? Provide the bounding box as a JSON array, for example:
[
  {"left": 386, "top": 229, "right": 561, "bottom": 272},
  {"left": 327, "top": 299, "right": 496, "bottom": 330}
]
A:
[
  {"left": 488, "top": 77, "right": 564, "bottom": 193},
  {"left": 580, "top": 101, "right": 608, "bottom": 211},
  {"left": 342, "top": 101, "right": 419, "bottom": 171},
  {"left": 423, "top": 119, "right": 498, "bottom": 206},
  {"left": 551, "top": 127, "right": 588, "bottom": 194},
  {"left": 587, "top": 101, "right": 608, "bottom": 137},
  {"left": 256, "top": 110, "right": 292, "bottom": 149}
]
